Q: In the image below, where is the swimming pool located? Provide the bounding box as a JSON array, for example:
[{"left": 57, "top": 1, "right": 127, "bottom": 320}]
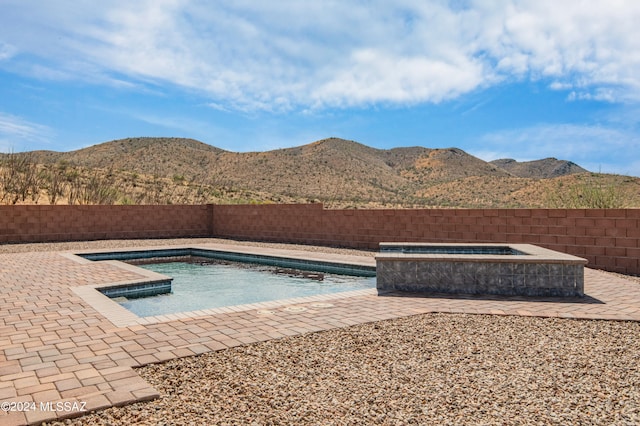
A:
[
  {"left": 119, "top": 258, "right": 375, "bottom": 317},
  {"left": 79, "top": 247, "right": 376, "bottom": 318}
]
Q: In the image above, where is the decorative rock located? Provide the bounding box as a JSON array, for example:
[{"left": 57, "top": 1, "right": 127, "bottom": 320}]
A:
[{"left": 44, "top": 313, "right": 640, "bottom": 426}]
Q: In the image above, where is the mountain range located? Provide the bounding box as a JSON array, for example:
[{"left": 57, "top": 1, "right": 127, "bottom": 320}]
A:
[{"left": 5, "top": 137, "right": 637, "bottom": 208}]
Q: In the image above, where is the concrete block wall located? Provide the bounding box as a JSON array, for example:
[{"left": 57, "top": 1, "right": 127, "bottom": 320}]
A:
[
  {"left": 0, "top": 203, "right": 638, "bottom": 275},
  {"left": 212, "top": 205, "right": 640, "bottom": 275},
  {"left": 0, "top": 205, "right": 213, "bottom": 243}
]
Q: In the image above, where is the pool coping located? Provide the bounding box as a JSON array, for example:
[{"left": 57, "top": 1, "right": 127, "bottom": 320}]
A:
[
  {"left": 375, "top": 243, "right": 588, "bottom": 264},
  {"left": 67, "top": 243, "right": 377, "bottom": 327}
]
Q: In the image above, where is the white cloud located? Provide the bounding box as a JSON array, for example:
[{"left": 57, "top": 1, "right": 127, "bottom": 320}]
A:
[
  {"left": 484, "top": 1, "right": 640, "bottom": 101},
  {"left": 1, "top": 1, "right": 640, "bottom": 109},
  {"left": 311, "top": 48, "right": 486, "bottom": 107},
  {"left": 0, "top": 113, "right": 52, "bottom": 152},
  {"left": 473, "top": 123, "right": 640, "bottom": 176},
  {"left": 0, "top": 42, "right": 16, "bottom": 61}
]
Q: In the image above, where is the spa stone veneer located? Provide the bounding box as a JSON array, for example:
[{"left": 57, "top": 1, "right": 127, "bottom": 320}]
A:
[{"left": 376, "top": 243, "right": 587, "bottom": 297}]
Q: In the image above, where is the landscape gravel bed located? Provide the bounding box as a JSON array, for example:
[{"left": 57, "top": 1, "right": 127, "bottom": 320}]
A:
[{"left": 43, "top": 313, "right": 639, "bottom": 425}]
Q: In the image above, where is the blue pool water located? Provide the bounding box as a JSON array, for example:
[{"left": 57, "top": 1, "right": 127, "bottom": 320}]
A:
[{"left": 117, "top": 259, "right": 376, "bottom": 317}]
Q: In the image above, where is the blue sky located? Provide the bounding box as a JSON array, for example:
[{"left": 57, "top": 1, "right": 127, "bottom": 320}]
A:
[{"left": 1, "top": 1, "right": 639, "bottom": 176}]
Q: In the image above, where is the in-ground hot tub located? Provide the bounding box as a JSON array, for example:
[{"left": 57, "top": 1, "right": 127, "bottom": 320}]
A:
[{"left": 376, "top": 243, "right": 587, "bottom": 297}]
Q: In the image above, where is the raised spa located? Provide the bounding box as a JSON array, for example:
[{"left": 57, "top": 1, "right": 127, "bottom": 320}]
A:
[{"left": 376, "top": 243, "right": 587, "bottom": 297}]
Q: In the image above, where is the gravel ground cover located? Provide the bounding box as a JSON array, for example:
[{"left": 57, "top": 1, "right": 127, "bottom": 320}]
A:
[{"left": 42, "top": 313, "right": 639, "bottom": 426}]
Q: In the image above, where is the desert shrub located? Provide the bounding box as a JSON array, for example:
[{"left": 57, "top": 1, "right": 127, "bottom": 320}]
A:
[
  {"left": 547, "top": 174, "right": 624, "bottom": 208},
  {"left": 68, "top": 171, "right": 119, "bottom": 205},
  {"left": 0, "top": 152, "right": 42, "bottom": 204},
  {"left": 41, "top": 163, "right": 68, "bottom": 205}
]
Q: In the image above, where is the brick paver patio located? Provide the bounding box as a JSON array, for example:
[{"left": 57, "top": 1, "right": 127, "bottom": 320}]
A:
[{"left": 1, "top": 243, "right": 640, "bottom": 425}]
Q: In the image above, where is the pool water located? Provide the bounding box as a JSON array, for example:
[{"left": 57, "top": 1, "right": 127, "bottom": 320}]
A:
[{"left": 117, "top": 258, "right": 376, "bottom": 317}]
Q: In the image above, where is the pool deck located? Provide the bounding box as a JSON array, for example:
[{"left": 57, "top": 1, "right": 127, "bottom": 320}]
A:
[{"left": 1, "top": 243, "right": 640, "bottom": 425}]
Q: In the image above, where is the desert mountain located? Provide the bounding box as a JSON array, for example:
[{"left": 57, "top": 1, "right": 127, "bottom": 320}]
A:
[
  {"left": 33, "top": 137, "right": 224, "bottom": 178},
  {"left": 490, "top": 158, "right": 587, "bottom": 178},
  {"left": 8, "top": 136, "right": 638, "bottom": 208},
  {"left": 31, "top": 137, "right": 525, "bottom": 204}
]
